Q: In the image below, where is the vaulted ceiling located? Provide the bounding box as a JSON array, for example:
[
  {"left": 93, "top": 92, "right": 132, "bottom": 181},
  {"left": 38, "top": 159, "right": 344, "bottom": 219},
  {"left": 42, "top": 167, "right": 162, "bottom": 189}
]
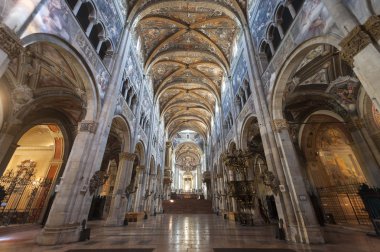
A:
[
  {"left": 175, "top": 142, "right": 202, "bottom": 171},
  {"left": 128, "top": 1, "right": 246, "bottom": 139}
]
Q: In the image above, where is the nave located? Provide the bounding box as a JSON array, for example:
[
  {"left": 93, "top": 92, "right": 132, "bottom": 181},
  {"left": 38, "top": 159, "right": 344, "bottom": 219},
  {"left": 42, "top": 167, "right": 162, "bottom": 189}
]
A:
[{"left": 1, "top": 214, "right": 380, "bottom": 252}]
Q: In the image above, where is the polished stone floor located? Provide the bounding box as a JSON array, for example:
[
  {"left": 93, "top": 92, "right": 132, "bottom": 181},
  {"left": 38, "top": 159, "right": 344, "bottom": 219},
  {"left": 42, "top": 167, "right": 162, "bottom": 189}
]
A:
[{"left": 0, "top": 214, "right": 379, "bottom": 252}]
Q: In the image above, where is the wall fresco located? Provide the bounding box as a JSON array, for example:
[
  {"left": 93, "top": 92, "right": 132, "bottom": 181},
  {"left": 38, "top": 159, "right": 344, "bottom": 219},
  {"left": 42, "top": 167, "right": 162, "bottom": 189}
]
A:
[
  {"left": 21, "top": 0, "right": 111, "bottom": 101},
  {"left": 292, "top": 0, "right": 334, "bottom": 44},
  {"left": 249, "top": 0, "right": 278, "bottom": 45},
  {"left": 0, "top": 0, "right": 42, "bottom": 32}
]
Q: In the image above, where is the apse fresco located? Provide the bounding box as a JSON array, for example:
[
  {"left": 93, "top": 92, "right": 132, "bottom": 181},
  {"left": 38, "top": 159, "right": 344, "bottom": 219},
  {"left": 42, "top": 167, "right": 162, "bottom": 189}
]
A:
[{"left": 0, "top": 0, "right": 42, "bottom": 31}]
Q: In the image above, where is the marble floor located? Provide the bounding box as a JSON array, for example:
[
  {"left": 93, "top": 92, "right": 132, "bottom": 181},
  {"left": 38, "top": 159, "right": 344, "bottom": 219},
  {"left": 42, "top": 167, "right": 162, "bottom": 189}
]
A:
[{"left": 0, "top": 214, "right": 379, "bottom": 252}]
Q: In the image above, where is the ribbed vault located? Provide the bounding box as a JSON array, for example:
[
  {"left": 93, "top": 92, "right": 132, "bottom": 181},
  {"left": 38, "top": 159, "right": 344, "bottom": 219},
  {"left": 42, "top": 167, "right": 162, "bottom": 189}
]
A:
[{"left": 130, "top": 1, "right": 245, "bottom": 139}]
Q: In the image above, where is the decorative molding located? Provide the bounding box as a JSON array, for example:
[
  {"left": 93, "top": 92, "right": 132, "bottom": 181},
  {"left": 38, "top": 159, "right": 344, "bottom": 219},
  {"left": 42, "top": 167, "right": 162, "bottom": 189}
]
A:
[
  {"left": 0, "top": 25, "right": 24, "bottom": 59},
  {"left": 339, "top": 25, "right": 371, "bottom": 66},
  {"left": 272, "top": 119, "right": 289, "bottom": 132},
  {"left": 119, "top": 152, "right": 137, "bottom": 161},
  {"left": 79, "top": 120, "right": 98, "bottom": 133},
  {"left": 364, "top": 15, "right": 380, "bottom": 42}
]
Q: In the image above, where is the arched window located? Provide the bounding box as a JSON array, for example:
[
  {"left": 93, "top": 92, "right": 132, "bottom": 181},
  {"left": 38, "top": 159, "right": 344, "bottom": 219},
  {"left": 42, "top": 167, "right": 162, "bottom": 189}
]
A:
[
  {"left": 99, "top": 39, "right": 112, "bottom": 60},
  {"left": 291, "top": 0, "right": 304, "bottom": 13},
  {"left": 122, "top": 79, "right": 129, "bottom": 96},
  {"left": 66, "top": 0, "right": 78, "bottom": 9},
  {"left": 260, "top": 41, "right": 273, "bottom": 65},
  {"left": 269, "top": 25, "right": 281, "bottom": 51},
  {"left": 277, "top": 5, "right": 294, "bottom": 34},
  {"left": 76, "top": 2, "right": 94, "bottom": 31},
  {"left": 89, "top": 23, "right": 104, "bottom": 49}
]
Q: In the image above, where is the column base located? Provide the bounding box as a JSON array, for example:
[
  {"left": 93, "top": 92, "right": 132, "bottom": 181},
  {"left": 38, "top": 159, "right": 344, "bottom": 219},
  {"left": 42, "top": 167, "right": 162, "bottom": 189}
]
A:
[{"left": 36, "top": 224, "right": 80, "bottom": 245}]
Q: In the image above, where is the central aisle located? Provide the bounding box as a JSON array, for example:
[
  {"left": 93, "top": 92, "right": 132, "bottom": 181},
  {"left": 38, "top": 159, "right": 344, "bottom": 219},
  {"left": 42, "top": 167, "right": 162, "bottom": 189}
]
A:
[{"left": 1, "top": 214, "right": 380, "bottom": 252}]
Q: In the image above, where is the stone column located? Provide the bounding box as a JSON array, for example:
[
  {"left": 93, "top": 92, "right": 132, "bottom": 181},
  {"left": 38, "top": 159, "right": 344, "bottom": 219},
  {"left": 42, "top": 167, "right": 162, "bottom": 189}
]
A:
[
  {"left": 105, "top": 152, "right": 137, "bottom": 226},
  {"left": 322, "top": 1, "right": 380, "bottom": 108},
  {"left": 348, "top": 119, "right": 380, "bottom": 187},
  {"left": 133, "top": 165, "right": 145, "bottom": 212},
  {"left": 36, "top": 121, "right": 98, "bottom": 245},
  {"left": 37, "top": 21, "right": 132, "bottom": 245},
  {"left": 272, "top": 119, "right": 324, "bottom": 243},
  {"left": 242, "top": 25, "right": 323, "bottom": 243}
]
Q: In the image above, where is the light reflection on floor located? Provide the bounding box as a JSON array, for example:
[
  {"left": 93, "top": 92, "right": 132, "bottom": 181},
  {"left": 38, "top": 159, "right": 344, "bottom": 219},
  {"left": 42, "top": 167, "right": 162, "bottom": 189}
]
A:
[{"left": 0, "top": 214, "right": 379, "bottom": 252}]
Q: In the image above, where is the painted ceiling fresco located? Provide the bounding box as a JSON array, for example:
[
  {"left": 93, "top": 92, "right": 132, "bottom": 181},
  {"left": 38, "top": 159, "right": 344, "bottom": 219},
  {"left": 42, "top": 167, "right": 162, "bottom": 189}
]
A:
[{"left": 129, "top": 1, "right": 245, "bottom": 139}]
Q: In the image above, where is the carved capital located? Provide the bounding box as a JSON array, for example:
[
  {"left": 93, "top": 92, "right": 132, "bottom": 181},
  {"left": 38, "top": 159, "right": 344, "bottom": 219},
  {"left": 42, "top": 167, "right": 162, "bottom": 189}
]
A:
[
  {"left": 165, "top": 141, "right": 172, "bottom": 149},
  {"left": 364, "top": 15, "right": 380, "bottom": 42},
  {"left": 79, "top": 120, "right": 98, "bottom": 133},
  {"left": 0, "top": 25, "right": 24, "bottom": 59},
  {"left": 119, "top": 152, "right": 137, "bottom": 161},
  {"left": 272, "top": 119, "right": 289, "bottom": 132},
  {"left": 339, "top": 25, "right": 371, "bottom": 66}
]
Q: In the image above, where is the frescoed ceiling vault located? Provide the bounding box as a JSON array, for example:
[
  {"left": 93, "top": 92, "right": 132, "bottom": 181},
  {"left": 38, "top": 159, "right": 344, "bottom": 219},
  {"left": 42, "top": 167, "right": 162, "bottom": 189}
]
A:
[{"left": 128, "top": 1, "right": 246, "bottom": 139}]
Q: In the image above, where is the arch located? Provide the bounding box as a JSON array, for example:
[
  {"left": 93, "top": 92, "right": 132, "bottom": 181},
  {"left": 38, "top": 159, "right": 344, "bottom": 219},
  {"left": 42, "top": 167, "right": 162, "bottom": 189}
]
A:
[
  {"left": 240, "top": 115, "right": 259, "bottom": 151},
  {"left": 110, "top": 115, "right": 132, "bottom": 153},
  {"left": 21, "top": 33, "right": 101, "bottom": 121},
  {"left": 267, "top": 24, "right": 282, "bottom": 51},
  {"left": 99, "top": 39, "right": 113, "bottom": 61},
  {"left": 271, "top": 36, "right": 342, "bottom": 120},
  {"left": 276, "top": 4, "right": 294, "bottom": 34},
  {"left": 134, "top": 141, "right": 146, "bottom": 166},
  {"left": 89, "top": 22, "right": 106, "bottom": 49},
  {"left": 149, "top": 155, "right": 156, "bottom": 175},
  {"left": 228, "top": 141, "right": 237, "bottom": 152},
  {"left": 76, "top": 1, "right": 96, "bottom": 31}
]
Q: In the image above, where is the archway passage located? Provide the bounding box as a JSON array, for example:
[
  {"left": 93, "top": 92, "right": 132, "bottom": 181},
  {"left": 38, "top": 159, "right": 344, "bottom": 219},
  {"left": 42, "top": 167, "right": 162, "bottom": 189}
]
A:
[
  {"left": 301, "top": 114, "right": 369, "bottom": 225},
  {"left": 275, "top": 43, "right": 374, "bottom": 227},
  {"left": 0, "top": 124, "right": 64, "bottom": 225}
]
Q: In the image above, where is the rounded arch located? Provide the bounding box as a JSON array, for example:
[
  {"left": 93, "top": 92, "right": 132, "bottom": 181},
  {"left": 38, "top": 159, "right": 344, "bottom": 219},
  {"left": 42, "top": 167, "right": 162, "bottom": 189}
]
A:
[
  {"left": 134, "top": 141, "right": 146, "bottom": 166},
  {"left": 149, "top": 155, "right": 156, "bottom": 175},
  {"left": 240, "top": 115, "right": 259, "bottom": 151},
  {"left": 111, "top": 115, "right": 132, "bottom": 153},
  {"left": 271, "top": 35, "right": 342, "bottom": 120},
  {"left": 228, "top": 141, "right": 237, "bottom": 152},
  {"left": 21, "top": 33, "right": 101, "bottom": 121}
]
